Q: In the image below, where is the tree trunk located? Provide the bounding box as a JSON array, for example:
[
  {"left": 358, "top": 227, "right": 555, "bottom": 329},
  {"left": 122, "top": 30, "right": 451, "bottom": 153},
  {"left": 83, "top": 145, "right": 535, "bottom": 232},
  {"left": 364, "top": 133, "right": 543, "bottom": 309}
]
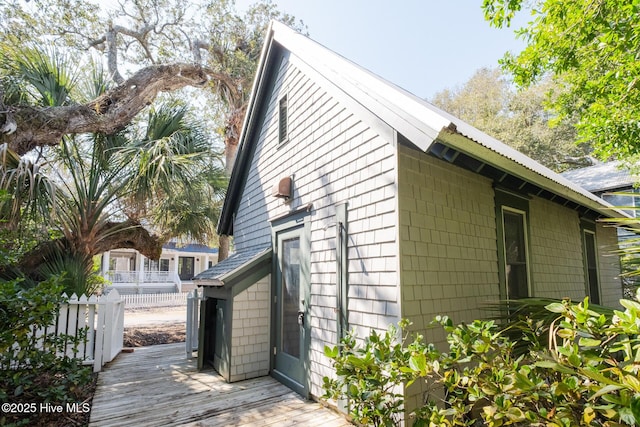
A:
[
  {"left": 216, "top": 106, "right": 244, "bottom": 263},
  {"left": 15, "top": 219, "right": 164, "bottom": 274},
  {"left": 1, "top": 63, "right": 238, "bottom": 155},
  {"left": 217, "top": 235, "right": 230, "bottom": 262}
]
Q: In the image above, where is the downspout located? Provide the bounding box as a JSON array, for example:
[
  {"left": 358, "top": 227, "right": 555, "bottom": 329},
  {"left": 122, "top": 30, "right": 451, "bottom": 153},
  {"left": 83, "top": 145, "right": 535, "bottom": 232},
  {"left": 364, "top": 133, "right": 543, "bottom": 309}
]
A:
[
  {"left": 336, "top": 202, "right": 348, "bottom": 341},
  {"left": 335, "top": 202, "right": 349, "bottom": 414}
]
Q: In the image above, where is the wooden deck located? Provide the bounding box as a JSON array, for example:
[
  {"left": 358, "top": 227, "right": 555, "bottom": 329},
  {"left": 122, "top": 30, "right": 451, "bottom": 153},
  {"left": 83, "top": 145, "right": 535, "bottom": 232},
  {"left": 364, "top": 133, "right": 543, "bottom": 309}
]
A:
[{"left": 89, "top": 343, "right": 352, "bottom": 427}]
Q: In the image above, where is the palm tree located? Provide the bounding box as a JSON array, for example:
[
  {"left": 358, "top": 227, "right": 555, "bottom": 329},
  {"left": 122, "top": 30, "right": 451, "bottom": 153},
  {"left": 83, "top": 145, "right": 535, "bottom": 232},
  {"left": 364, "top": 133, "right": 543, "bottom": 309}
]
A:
[{"left": 0, "top": 46, "right": 227, "bottom": 294}]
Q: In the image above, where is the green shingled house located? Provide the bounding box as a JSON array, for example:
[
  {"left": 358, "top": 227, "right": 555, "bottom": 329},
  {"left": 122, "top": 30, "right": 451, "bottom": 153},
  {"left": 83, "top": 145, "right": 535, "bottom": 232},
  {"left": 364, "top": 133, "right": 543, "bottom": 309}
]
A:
[{"left": 194, "top": 21, "right": 624, "bottom": 415}]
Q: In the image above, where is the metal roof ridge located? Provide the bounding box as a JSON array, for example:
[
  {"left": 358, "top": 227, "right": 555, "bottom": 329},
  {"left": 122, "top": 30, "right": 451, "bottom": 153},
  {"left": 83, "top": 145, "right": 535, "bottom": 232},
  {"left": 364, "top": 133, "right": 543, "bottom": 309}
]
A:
[{"left": 269, "top": 21, "right": 625, "bottom": 217}]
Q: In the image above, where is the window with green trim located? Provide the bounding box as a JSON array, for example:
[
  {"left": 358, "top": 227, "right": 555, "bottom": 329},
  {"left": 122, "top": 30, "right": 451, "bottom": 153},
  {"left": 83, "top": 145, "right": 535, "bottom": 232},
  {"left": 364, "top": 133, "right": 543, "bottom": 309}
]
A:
[
  {"left": 503, "top": 209, "right": 529, "bottom": 299},
  {"left": 581, "top": 220, "right": 601, "bottom": 304},
  {"left": 495, "top": 190, "right": 531, "bottom": 300}
]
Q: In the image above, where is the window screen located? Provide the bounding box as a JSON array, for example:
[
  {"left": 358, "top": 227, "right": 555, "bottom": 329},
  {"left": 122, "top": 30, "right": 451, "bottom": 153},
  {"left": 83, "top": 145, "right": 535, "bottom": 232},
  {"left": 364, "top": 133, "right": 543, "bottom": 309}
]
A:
[{"left": 503, "top": 209, "right": 529, "bottom": 299}]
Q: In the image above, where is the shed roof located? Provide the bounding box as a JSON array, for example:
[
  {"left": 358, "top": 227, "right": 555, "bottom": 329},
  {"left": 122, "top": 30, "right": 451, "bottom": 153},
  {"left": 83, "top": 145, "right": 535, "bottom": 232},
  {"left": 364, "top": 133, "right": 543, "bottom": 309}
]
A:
[
  {"left": 193, "top": 246, "right": 272, "bottom": 295},
  {"left": 217, "top": 21, "right": 624, "bottom": 236}
]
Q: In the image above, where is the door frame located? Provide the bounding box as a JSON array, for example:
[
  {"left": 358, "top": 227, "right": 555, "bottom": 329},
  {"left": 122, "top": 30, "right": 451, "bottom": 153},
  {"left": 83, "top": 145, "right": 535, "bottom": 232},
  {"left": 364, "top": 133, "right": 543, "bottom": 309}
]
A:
[{"left": 270, "top": 210, "right": 311, "bottom": 397}]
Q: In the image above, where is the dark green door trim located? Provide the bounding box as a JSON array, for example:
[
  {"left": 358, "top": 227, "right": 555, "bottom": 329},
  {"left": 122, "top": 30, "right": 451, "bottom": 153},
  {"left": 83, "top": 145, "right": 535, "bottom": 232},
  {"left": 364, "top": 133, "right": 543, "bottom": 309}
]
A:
[{"left": 270, "top": 211, "right": 311, "bottom": 398}]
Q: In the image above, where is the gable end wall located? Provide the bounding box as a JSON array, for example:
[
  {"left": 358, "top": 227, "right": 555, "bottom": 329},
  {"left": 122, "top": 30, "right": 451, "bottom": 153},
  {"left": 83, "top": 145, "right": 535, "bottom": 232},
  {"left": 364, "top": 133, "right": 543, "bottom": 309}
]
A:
[{"left": 233, "top": 53, "right": 400, "bottom": 399}]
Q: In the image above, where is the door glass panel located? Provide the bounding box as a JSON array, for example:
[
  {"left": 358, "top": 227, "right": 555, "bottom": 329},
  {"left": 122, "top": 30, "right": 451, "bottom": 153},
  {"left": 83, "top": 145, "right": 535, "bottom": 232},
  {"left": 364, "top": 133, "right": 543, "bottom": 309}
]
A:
[
  {"left": 282, "top": 237, "right": 300, "bottom": 358},
  {"left": 503, "top": 210, "right": 528, "bottom": 299}
]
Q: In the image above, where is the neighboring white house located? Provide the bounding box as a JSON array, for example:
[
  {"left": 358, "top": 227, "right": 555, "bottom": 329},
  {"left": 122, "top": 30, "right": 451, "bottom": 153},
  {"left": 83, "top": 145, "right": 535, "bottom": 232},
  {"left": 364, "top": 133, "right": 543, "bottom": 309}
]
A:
[{"left": 101, "top": 242, "right": 219, "bottom": 294}]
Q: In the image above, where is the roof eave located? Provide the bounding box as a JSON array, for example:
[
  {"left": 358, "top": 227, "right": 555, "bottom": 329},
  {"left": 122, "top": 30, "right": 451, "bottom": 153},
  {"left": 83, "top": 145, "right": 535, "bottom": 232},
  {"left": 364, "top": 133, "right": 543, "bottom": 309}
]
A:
[
  {"left": 436, "top": 130, "right": 628, "bottom": 218},
  {"left": 197, "top": 279, "right": 224, "bottom": 287},
  {"left": 217, "top": 22, "right": 278, "bottom": 236},
  {"left": 195, "top": 248, "right": 273, "bottom": 299}
]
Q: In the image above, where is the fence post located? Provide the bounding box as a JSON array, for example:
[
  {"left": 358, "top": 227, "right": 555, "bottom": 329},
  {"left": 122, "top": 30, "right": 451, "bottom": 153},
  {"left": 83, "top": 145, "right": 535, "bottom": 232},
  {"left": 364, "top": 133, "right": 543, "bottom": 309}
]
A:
[
  {"left": 65, "top": 294, "right": 80, "bottom": 359},
  {"left": 102, "top": 292, "right": 114, "bottom": 367},
  {"left": 75, "top": 294, "right": 89, "bottom": 361},
  {"left": 94, "top": 295, "right": 106, "bottom": 373},
  {"left": 108, "top": 289, "right": 124, "bottom": 361},
  {"left": 86, "top": 295, "right": 98, "bottom": 363},
  {"left": 186, "top": 289, "right": 199, "bottom": 358}
]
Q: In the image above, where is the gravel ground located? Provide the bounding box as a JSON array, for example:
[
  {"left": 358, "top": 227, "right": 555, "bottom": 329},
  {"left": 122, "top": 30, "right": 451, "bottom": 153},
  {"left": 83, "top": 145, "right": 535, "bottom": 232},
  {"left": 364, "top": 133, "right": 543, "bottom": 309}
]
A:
[
  {"left": 124, "top": 306, "right": 187, "bottom": 327},
  {"left": 123, "top": 306, "right": 187, "bottom": 347}
]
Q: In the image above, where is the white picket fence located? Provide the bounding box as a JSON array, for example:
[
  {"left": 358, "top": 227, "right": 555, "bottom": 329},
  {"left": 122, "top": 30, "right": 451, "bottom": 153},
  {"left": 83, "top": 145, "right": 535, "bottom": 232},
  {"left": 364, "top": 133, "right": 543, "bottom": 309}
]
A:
[
  {"left": 28, "top": 290, "right": 124, "bottom": 373},
  {"left": 185, "top": 289, "right": 201, "bottom": 358},
  {"left": 122, "top": 292, "right": 189, "bottom": 309}
]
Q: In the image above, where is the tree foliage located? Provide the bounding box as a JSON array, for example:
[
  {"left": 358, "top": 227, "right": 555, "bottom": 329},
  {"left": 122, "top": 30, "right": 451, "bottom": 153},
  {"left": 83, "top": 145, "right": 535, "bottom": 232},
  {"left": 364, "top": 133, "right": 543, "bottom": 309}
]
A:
[
  {"left": 481, "top": 0, "right": 640, "bottom": 160},
  {"left": 0, "top": 0, "right": 303, "bottom": 262},
  {"left": 0, "top": 44, "right": 226, "bottom": 292},
  {"left": 323, "top": 319, "right": 417, "bottom": 426},
  {"left": 0, "top": 277, "right": 93, "bottom": 426},
  {"left": 324, "top": 296, "right": 640, "bottom": 426},
  {"left": 0, "top": 0, "right": 302, "bottom": 157},
  {"left": 430, "top": 67, "right": 592, "bottom": 172}
]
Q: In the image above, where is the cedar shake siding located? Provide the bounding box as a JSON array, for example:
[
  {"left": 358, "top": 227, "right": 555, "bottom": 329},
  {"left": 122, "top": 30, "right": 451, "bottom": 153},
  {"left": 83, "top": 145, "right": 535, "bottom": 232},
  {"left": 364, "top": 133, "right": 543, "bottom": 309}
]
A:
[
  {"left": 397, "top": 147, "right": 623, "bottom": 417},
  {"left": 228, "top": 276, "right": 271, "bottom": 382},
  {"left": 528, "top": 197, "right": 587, "bottom": 300},
  {"left": 597, "top": 223, "right": 624, "bottom": 307},
  {"left": 231, "top": 54, "right": 400, "bottom": 398},
  {"left": 398, "top": 145, "right": 499, "bottom": 345},
  {"left": 206, "top": 21, "right": 624, "bottom": 421}
]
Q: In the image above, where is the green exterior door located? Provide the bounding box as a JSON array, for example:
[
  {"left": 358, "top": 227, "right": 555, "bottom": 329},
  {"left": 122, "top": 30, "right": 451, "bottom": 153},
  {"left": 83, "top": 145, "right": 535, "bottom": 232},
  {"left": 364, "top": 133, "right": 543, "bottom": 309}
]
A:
[{"left": 273, "top": 226, "right": 309, "bottom": 396}]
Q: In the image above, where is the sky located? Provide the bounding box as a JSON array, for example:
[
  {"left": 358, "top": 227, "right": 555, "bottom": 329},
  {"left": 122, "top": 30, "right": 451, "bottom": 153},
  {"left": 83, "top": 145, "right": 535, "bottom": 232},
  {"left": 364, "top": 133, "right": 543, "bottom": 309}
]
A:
[{"left": 236, "top": 0, "right": 527, "bottom": 100}]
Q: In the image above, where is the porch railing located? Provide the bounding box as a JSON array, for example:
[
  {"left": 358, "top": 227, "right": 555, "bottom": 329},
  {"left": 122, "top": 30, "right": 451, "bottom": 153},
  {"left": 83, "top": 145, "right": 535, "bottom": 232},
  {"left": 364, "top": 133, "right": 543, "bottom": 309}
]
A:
[
  {"left": 105, "top": 270, "right": 182, "bottom": 292},
  {"left": 143, "top": 271, "right": 172, "bottom": 282},
  {"left": 122, "top": 292, "right": 189, "bottom": 309}
]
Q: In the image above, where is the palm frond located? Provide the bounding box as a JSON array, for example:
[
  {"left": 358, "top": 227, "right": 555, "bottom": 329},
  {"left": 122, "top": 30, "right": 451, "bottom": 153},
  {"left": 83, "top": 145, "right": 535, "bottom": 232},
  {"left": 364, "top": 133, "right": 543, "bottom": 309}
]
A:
[
  {"left": 150, "top": 178, "right": 223, "bottom": 244},
  {"left": 484, "top": 297, "right": 615, "bottom": 355},
  {"left": 0, "top": 144, "right": 56, "bottom": 229},
  {"left": 33, "top": 247, "right": 98, "bottom": 296},
  {"left": 2, "top": 44, "right": 79, "bottom": 107},
  {"left": 120, "top": 102, "right": 216, "bottom": 205},
  {"left": 80, "top": 55, "right": 111, "bottom": 101}
]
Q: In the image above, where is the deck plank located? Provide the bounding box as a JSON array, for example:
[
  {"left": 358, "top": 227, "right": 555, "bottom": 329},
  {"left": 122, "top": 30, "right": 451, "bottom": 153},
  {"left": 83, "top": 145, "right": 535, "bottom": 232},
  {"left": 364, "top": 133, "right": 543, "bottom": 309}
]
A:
[{"left": 89, "top": 343, "right": 352, "bottom": 427}]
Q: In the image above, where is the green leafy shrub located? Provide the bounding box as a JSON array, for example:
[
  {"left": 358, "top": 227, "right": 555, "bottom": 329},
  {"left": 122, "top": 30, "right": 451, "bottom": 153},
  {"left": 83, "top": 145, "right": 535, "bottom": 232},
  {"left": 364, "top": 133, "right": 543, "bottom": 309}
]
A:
[
  {"left": 323, "top": 319, "right": 424, "bottom": 426},
  {"left": 0, "top": 278, "right": 93, "bottom": 426},
  {"left": 324, "top": 296, "right": 640, "bottom": 426}
]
